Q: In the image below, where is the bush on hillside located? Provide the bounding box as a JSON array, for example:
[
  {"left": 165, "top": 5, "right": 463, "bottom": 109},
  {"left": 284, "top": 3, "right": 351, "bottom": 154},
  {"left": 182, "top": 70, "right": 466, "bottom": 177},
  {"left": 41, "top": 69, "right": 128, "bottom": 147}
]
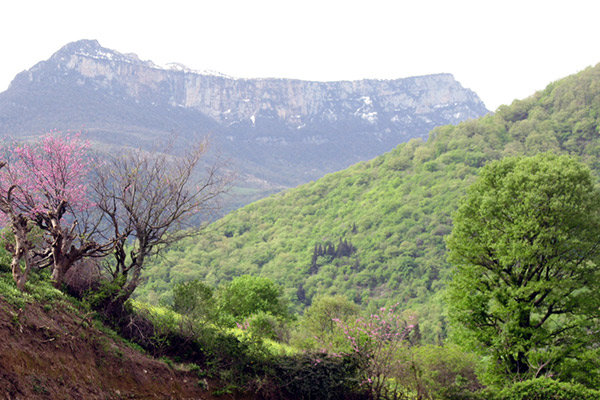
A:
[
  {"left": 256, "top": 352, "right": 363, "bottom": 400},
  {"left": 496, "top": 377, "right": 600, "bottom": 400}
]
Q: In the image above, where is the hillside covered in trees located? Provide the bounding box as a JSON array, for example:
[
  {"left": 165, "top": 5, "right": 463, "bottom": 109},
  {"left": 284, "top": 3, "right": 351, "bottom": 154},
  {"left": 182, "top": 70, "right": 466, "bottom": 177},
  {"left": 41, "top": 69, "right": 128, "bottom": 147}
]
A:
[
  {"left": 3, "top": 61, "right": 600, "bottom": 399},
  {"left": 137, "top": 63, "right": 600, "bottom": 339}
]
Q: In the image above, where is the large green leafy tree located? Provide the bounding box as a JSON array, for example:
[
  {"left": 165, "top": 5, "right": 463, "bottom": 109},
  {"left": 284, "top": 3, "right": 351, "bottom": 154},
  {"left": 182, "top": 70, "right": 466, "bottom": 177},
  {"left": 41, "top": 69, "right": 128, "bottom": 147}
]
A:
[
  {"left": 218, "top": 275, "right": 289, "bottom": 322},
  {"left": 446, "top": 153, "right": 600, "bottom": 381}
]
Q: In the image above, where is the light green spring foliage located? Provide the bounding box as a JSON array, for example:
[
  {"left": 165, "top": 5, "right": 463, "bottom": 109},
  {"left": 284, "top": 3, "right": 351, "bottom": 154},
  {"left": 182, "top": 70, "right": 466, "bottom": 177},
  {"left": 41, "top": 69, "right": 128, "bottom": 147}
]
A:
[
  {"left": 172, "top": 279, "right": 216, "bottom": 321},
  {"left": 402, "top": 344, "right": 484, "bottom": 399},
  {"left": 446, "top": 153, "right": 600, "bottom": 383},
  {"left": 497, "top": 377, "right": 600, "bottom": 400},
  {"left": 218, "top": 275, "right": 288, "bottom": 322},
  {"left": 302, "top": 295, "right": 360, "bottom": 335},
  {"left": 0, "top": 242, "right": 65, "bottom": 309},
  {"left": 291, "top": 294, "right": 360, "bottom": 350},
  {"left": 136, "top": 64, "right": 600, "bottom": 342}
]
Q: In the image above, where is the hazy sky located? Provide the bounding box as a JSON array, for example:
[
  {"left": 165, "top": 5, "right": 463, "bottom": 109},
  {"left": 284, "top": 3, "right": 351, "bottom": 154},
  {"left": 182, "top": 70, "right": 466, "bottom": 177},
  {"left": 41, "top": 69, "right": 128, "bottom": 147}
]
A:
[{"left": 2, "top": 0, "right": 599, "bottom": 110}]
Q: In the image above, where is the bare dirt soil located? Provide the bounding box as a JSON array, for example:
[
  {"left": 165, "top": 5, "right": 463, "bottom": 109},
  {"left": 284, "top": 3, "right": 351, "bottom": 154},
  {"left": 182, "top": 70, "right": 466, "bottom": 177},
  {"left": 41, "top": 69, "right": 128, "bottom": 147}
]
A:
[{"left": 0, "top": 298, "right": 228, "bottom": 399}]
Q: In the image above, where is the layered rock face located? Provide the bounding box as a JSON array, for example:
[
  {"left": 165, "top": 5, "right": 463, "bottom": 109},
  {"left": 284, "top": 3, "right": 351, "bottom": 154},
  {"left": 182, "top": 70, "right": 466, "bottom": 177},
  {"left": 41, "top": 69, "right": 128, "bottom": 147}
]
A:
[{"left": 0, "top": 40, "right": 488, "bottom": 203}]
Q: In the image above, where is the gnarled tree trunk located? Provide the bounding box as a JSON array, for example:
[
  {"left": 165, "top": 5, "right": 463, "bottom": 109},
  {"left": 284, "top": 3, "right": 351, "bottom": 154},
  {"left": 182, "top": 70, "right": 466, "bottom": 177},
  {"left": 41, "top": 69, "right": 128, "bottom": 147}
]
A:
[{"left": 8, "top": 214, "right": 33, "bottom": 291}]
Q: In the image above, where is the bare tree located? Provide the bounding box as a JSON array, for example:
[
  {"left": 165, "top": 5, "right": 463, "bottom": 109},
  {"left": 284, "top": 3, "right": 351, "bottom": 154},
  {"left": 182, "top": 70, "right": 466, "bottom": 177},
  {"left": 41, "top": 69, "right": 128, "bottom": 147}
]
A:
[
  {"left": 33, "top": 200, "right": 114, "bottom": 288},
  {"left": 94, "top": 138, "right": 231, "bottom": 308}
]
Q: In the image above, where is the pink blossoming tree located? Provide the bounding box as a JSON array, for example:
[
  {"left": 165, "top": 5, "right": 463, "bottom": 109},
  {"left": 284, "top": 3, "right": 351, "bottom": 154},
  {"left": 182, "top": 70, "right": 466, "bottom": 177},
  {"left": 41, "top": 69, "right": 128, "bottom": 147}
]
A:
[
  {"left": 0, "top": 133, "right": 111, "bottom": 289},
  {"left": 329, "top": 305, "right": 416, "bottom": 400},
  {"left": 0, "top": 132, "right": 229, "bottom": 308}
]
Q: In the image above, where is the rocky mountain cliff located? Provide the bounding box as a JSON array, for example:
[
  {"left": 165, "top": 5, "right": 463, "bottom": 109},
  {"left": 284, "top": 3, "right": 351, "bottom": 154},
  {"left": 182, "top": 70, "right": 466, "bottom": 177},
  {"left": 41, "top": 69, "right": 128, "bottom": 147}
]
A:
[{"left": 0, "top": 40, "right": 488, "bottom": 205}]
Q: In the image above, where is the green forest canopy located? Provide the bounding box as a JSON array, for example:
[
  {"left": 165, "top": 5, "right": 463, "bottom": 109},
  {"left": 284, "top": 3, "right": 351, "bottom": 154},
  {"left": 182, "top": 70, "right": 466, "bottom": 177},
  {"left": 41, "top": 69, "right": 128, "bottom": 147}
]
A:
[{"left": 137, "top": 63, "right": 600, "bottom": 342}]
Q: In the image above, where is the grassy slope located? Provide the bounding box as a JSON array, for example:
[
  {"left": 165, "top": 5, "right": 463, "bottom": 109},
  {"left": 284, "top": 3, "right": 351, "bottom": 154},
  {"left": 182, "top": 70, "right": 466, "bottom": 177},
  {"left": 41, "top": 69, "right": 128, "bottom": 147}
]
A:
[{"left": 138, "top": 64, "right": 600, "bottom": 341}]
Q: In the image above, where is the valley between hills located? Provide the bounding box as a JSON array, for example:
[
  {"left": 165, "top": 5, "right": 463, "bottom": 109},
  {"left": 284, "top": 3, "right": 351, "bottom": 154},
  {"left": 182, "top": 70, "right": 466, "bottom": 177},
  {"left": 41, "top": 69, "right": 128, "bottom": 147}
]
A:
[{"left": 2, "top": 40, "right": 600, "bottom": 399}]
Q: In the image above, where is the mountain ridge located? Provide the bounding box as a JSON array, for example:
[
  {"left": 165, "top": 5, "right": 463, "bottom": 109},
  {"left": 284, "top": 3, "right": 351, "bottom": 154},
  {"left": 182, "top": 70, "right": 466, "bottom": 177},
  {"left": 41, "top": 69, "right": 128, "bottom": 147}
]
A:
[{"left": 0, "top": 39, "right": 488, "bottom": 205}]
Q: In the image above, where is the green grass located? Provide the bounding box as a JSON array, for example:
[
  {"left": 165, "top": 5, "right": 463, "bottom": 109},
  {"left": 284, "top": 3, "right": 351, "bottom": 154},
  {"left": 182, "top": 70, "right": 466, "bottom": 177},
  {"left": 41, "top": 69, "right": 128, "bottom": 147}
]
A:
[
  {"left": 0, "top": 270, "right": 65, "bottom": 309},
  {"left": 131, "top": 299, "right": 299, "bottom": 356}
]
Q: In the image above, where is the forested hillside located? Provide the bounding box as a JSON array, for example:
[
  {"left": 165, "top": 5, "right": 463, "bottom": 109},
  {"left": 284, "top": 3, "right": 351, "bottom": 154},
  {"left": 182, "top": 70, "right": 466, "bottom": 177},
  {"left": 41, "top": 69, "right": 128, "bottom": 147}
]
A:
[{"left": 138, "top": 63, "right": 600, "bottom": 340}]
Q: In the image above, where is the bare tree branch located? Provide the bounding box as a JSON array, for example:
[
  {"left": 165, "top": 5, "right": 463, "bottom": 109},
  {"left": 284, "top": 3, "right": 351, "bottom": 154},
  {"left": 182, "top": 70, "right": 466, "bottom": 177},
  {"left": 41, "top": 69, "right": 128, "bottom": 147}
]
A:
[{"left": 93, "top": 137, "right": 232, "bottom": 307}]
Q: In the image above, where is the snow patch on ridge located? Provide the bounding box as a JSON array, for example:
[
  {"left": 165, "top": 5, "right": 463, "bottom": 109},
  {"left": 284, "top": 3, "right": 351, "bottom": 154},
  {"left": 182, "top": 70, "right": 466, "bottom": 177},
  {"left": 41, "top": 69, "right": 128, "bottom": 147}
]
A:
[{"left": 163, "top": 63, "right": 233, "bottom": 78}]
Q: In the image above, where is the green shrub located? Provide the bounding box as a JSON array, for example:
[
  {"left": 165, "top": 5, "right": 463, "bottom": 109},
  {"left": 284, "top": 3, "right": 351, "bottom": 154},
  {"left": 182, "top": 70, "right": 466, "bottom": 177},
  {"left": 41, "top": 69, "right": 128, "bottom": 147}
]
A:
[
  {"left": 0, "top": 269, "right": 65, "bottom": 309},
  {"left": 172, "top": 279, "right": 216, "bottom": 321},
  {"left": 0, "top": 246, "right": 11, "bottom": 273},
  {"left": 291, "top": 295, "right": 360, "bottom": 350},
  {"left": 244, "top": 311, "right": 289, "bottom": 342},
  {"left": 84, "top": 276, "right": 126, "bottom": 310},
  {"left": 407, "top": 344, "right": 484, "bottom": 400},
  {"left": 0, "top": 273, "right": 28, "bottom": 308},
  {"left": 218, "top": 275, "right": 289, "bottom": 323},
  {"left": 546, "top": 347, "right": 600, "bottom": 389},
  {"left": 497, "top": 377, "right": 600, "bottom": 400},
  {"left": 260, "top": 352, "right": 363, "bottom": 400},
  {"left": 303, "top": 295, "right": 359, "bottom": 335}
]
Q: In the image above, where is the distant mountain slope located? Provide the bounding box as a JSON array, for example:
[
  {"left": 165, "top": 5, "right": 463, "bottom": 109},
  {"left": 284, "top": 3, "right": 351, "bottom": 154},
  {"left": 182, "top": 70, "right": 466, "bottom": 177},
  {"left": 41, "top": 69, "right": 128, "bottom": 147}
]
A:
[
  {"left": 137, "top": 63, "right": 600, "bottom": 339},
  {"left": 0, "top": 40, "right": 487, "bottom": 204}
]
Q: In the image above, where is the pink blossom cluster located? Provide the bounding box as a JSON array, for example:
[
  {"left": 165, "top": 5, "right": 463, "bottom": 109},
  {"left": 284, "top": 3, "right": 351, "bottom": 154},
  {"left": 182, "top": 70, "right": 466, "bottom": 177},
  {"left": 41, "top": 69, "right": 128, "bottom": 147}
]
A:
[
  {"left": 0, "top": 132, "right": 92, "bottom": 222},
  {"left": 329, "top": 304, "right": 417, "bottom": 395},
  {"left": 333, "top": 304, "right": 413, "bottom": 356},
  {"left": 236, "top": 320, "right": 251, "bottom": 331}
]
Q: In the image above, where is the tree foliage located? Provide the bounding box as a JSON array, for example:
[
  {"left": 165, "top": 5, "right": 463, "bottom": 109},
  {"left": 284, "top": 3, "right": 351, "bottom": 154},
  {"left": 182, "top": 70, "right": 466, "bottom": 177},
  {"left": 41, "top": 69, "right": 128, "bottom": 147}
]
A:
[
  {"left": 135, "top": 63, "right": 600, "bottom": 343},
  {"left": 303, "top": 295, "right": 360, "bottom": 336},
  {"left": 218, "top": 275, "right": 288, "bottom": 323},
  {"left": 497, "top": 377, "right": 600, "bottom": 400},
  {"left": 446, "top": 153, "right": 600, "bottom": 381},
  {"left": 172, "top": 279, "right": 215, "bottom": 321}
]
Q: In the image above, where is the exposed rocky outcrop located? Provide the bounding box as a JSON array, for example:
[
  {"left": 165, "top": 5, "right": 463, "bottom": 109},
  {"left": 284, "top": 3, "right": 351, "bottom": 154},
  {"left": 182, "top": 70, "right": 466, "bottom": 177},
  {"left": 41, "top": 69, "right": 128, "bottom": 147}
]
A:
[{"left": 0, "top": 40, "right": 488, "bottom": 206}]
